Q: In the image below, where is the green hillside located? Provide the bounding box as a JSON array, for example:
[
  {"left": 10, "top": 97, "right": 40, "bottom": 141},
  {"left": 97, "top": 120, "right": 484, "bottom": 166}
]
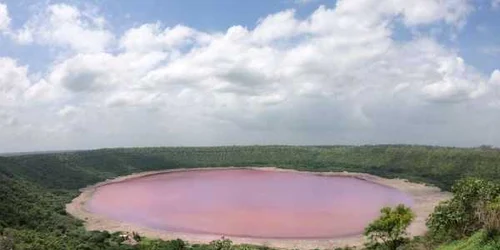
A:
[{"left": 5, "top": 145, "right": 500, "bottom": 191}]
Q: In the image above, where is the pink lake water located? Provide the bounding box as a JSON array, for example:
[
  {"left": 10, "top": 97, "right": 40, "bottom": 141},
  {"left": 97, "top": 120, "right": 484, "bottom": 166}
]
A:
[{"left": 87, "top": 169, "right": 413, "bottom": 239}]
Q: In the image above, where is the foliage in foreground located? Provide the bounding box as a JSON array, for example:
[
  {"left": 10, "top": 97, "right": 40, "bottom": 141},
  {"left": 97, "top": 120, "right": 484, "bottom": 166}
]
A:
[
  {"left": 436, "top": 230, "right": 500, "bottom": 250},
  {"left": 426, "top": 178, "right": 500, "bottom": 241},
  {"left": 364, "top": 204, "right": 414, "bottom": 250}
]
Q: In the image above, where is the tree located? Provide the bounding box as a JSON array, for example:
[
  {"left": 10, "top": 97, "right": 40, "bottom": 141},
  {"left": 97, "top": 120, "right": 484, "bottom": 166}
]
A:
[
  {"left": 427, "top": 178, "right": 500, "bottom": 240},
  {"left": 209, "top": 237, "right": 233, "bottom": 250},
  {"left": 364, "top": 204, "right": 415, "bottom": 250},
  {"left": 167, "top": 239, "right": 187, "bottom": 250}
]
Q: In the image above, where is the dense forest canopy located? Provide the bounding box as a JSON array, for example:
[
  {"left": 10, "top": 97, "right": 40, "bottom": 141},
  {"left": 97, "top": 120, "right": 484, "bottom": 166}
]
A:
[
  {"left": 1, "top": 145, "right": 500, "bottom": 249},
  {"left": 4, "top": 145, "right": 500, "bottom": 191}
]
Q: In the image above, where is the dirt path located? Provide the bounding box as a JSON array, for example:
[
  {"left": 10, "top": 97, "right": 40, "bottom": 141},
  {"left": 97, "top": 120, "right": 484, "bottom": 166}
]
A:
[{"left": 66, "top": 167, "right": 451, "bottom": 249}]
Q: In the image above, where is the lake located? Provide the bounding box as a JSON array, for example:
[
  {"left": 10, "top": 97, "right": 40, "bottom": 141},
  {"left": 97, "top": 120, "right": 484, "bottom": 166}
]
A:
[{"left": 87, "top": 169, "right": 413, "bottom": 238}]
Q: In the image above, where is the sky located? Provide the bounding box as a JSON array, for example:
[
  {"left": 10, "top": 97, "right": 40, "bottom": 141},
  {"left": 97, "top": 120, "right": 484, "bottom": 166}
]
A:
[{"left": 0, "top": 0, "right": 500, "bottom": 152}]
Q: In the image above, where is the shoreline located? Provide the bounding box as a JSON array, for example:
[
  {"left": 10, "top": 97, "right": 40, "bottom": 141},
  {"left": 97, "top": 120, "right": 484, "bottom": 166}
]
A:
[{"left": 66, "top": 167, "right": 451, "bottom": 249}]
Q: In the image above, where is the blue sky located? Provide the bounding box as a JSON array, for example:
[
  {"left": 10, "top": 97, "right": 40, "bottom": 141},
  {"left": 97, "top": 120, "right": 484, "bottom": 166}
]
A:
[{"left": 0, "top": 0, "right": 499, "bottom": 152}]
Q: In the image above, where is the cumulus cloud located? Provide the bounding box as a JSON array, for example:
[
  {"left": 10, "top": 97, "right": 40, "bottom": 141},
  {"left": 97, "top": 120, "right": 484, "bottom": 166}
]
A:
[
  {"left": 12, "top": 4, "right": 113, "bottom": 52},
  {"left": 0, "top": 58, "right": 30, "bottom": 106},
  {"left": 0, "top": 3, "right": 10, "bottom": 31},
  {"left": 491, "top": 70, "right": 500, "bottom": 84},
  {"left": 333, "top": 0, "right": 472, "bottom": 27},
  {"left": 252, "top": 10, "right": 300, "bottom": 43},
  {"left": 0, "top": 0, "right": 499, "bottom": 152},
  {"left": 120, "top": 23, "right": 208, "bottom": 53},
  {"left": 420, "top": 57, "right": 486, "bottom": 102}
]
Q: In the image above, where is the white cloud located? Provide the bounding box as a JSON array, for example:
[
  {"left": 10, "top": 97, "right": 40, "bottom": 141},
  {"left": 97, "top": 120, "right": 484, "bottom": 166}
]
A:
[
  {"left": 12, "top": 4, "right": 113, "bottom": 52},
  {"left": 39, "top": 50, "right": 168, "bottom": 105},
  {"left": 334, "top": 0, "right": 472, "bottom": 27},
  {"left": 0, "top": 3, "right": 10, "bottom": 31},
  {"left": 491, "top": 70, "right": 500, "bottom": 85},
  {"left": 0, "top": 57, "right": 30, "bottom": 106},
  {"left": 252, "top": 10, "right": 300, "bottom": 43},
  {"left": 120, "top": 23, "right": 207, "bottom": 53},
  {"left": 420, "top": 57, "right": 486, "bottom": 102},
  {"left": 487, "top": 70, "right": 500, "bottom": 108},
  {"left": 2, "top": 0, "right": 500, "bottom": 151}
]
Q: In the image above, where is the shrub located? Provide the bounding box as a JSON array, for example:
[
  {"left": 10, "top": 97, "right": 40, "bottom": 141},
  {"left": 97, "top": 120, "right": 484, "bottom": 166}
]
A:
[
  {"left": 364, "top": 204, "right": 415, "bottom": 250},
  {"left": 209, "top": 237, "right": 233, "bottom": 250},
  {"left": 427, "top": 178, "right": 500, "bottom": 240}
]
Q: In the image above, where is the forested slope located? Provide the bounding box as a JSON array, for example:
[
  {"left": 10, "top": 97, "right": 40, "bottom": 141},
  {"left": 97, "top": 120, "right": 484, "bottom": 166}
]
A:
[{"left": 4, "top": 145, "right": 500, "bottom": 191}]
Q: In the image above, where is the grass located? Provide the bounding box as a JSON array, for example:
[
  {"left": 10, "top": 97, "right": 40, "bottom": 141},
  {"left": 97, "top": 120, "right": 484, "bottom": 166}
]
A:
[{"left": 437, "top": 231, "right": 500, "bottom": 250}]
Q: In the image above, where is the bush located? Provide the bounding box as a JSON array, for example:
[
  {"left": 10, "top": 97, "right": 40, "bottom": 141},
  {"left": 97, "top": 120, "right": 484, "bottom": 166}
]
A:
[
  {"left": 364, "top": 204, "right": 415, "bottom": 250},
  {"left": 427, "top": 178, "right": 500, "bottom": 240},
  {"left": 209, "top": 237, "right": 233, "bottom": 250}
]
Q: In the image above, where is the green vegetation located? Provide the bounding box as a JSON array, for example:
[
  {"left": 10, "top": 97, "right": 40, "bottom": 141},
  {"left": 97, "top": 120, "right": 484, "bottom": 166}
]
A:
[
  {"left": 481, "top": 197, "right": 500, "bottom": 237},
  {"left": 4, "top": 145, "right": 500, "bottom": 191},
  {"left": 364, "top": 205, "right": 414, "bottom": 250},
  {"left": 426, "top": 178, "right": 500, "bottom": 241},
  {"left": 413, "top": 178, "right": 500, "bottom": 250},
  {"left": 1, "top": 145, "right": 500, "bottom": 249},
  {"left": 436, "top": 230, "right": 500, "bottom": 250}
]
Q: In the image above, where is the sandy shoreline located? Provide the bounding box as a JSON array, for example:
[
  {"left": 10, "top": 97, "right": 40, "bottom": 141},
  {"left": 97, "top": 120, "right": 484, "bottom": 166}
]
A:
[{"left": 66, "top": 167, "right": 451, "bottom": 249}]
